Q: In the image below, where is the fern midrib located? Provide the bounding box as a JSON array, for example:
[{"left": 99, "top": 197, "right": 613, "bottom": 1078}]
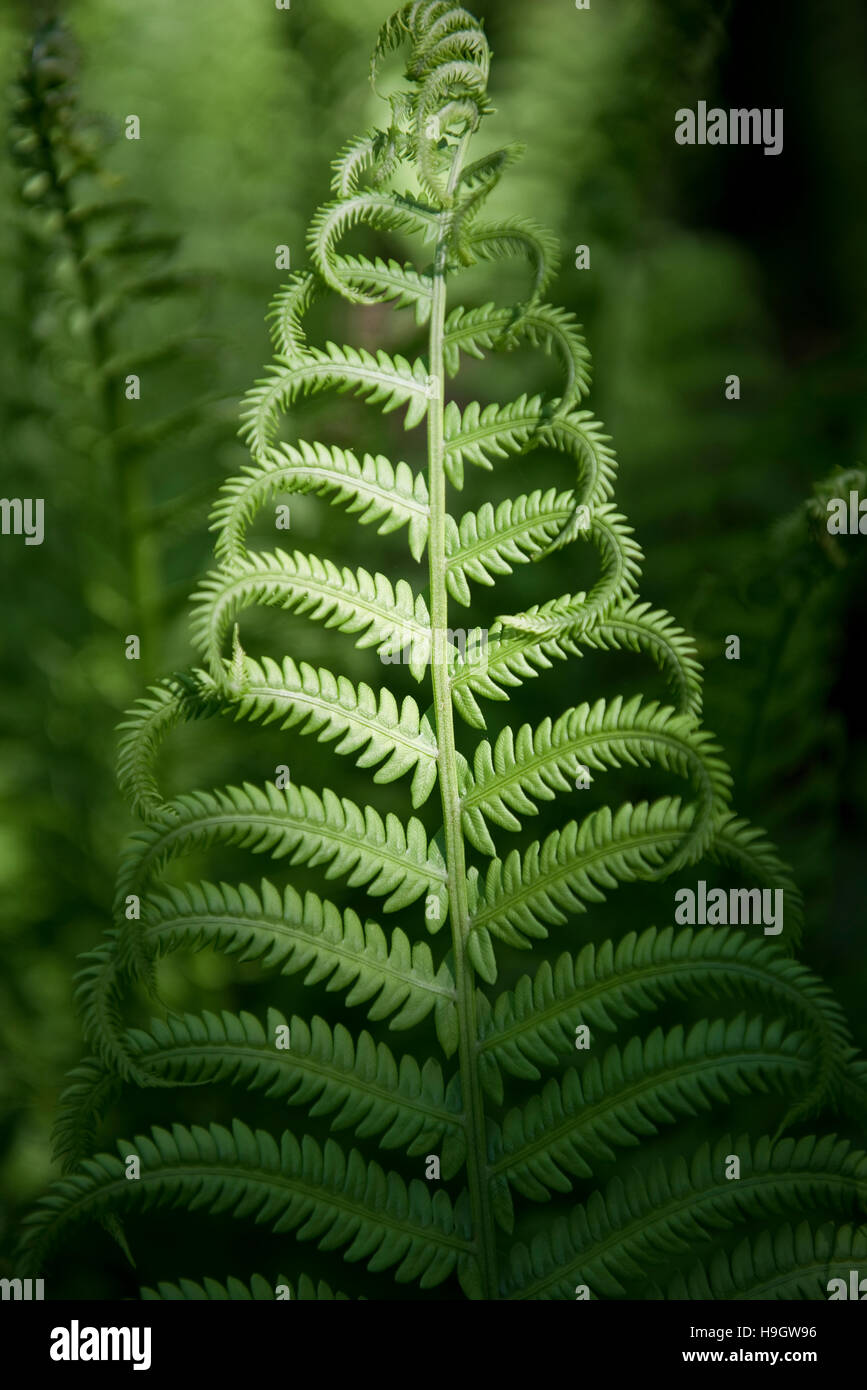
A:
[
  {"left": 490, "top": 1046, "right": 811, "bottom": 1177},
  {"left": 427, "top": 134, "right": 498, "bottom": 1300}
]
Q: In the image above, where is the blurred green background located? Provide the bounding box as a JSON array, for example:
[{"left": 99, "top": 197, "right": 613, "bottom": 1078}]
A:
[{"left": 1, "top": 0, "right": 865, "bottom": 1297}]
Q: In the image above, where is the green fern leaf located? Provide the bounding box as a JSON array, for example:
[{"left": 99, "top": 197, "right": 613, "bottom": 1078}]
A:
[
  {"left": 206, "top": 656, "right": 439, "bottom": 807},
  {"left": 476, "top": 926, "right": 852, "bottom": 1109},
  {"left": 658, "top": 1221, "right": 867, "bottom": 1300},
  {"left": 501, "top": 1133, "right": 867, "bottom": 1299},
  {"left": 492, "top": 1017, "right": 813, "bottom": 1201},
  {"left": 124, "top": 1008, "right": 466, "bottom": 1174},
  {"left": 18, "top": 1120, "right": 475, "bottom": 1289},
  {"left": 445, "top": 490, "right": 576, "bottom": 605},
  {"left": 471, "top": 798, "right": 696, "bottom": 949},
  {"left": 461, "top": 697, "right": 731, "bottom": 856},
  {"left": 442, "top": 302, "right": 592, "bottom": 405},
  {"left": 190, "top": 550, "right": 431, "bottom": 683},
  {"left": 443, "top": 393, "right": 544, "bottom": 487},
  {"left": 116, "top": 782, "right": 447, "bottom": 915},
  {"left": 211, "top": 441, "right": 430, "bottom": 565},
  {"left": 239, "top": 341, "right": 431, "bottom": 458},
  {"left": 28, "top": 2, "right": 867, "bottom": 1305}
]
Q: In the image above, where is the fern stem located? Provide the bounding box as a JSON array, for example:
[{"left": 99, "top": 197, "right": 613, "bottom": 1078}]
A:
[
  {"left": 26, "top": 61, "right": 160, "bottom": 667},
  {"left": 428, "top": 137, "right": 497, "bottom": 1299}
]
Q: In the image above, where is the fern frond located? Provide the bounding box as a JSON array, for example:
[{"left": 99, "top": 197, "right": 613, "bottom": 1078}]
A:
[
  {"left": 33, "top": 1, "right": 862, "bottom": 1305},
  {"left": 307, "top": 194, "right": 440, "bottom": 306},
  {"left": 17, "top": 1121, "right": 474, "bottom": 1289},
  {"left": 448, "top": 144, "right": 526, "bottom": 240},
  {"left": 445, "top": 490, "right": 575, "bottom": 605},
  {"left": 116, "top": 782, "right": 447, "bottom": 914},
  {"left": 580, "top": 600, "right": 704, "bottom": 718},
  {"left": 443, "top": 393, "right": 544, "bottom": 487},
  {"left": 133, "top": 880, "right": 457, "bottom": 1041},
  {"left": 498, "top": 504, "right": 644, "bottom": 634},
  {"left": 265, "top": 271, "right": 319, "bottom": 360},
  {"left": 124, "top": 1008, "right": 466, "bottom": 1176},
  {"left": 327, "top": 254, "right": 434, "bottom": 322},
  {"left": 330, "top": 130, "right": 401, "bottom": 198},
  {"left": 207, "top": 655, "right": 438, "bottom": 807},
  {"left": 210, "top": 440, "right": 429, "bottom": 565},
  {"left": 449, "top": 618, "right": 586, "bottom": 728},
  {"left": 461, "top": 698, "right": 730, "bottom": 856},
  {"left": 51, "top": 1059, "right": 123, "bottom": 1174},
  {"left": 539, "top": 410, "right": 619, "bottom": 510},
  {"left": 452, "top": 598, "right": 703, "bottom": 732},
  {"left": 659, "top": 1221, "right": 867, "bottom": 1301},
  {"left": 409, "top": 9, "right": 490, "bottom": 79},
  {"left": 239, "top": 341, "right": 431, "bottom": 458},
  {"left": 492, "top": 1017, "right": 813, "bottom": 1201},
  {"left": 460, "top": 217, "right": 561, "bottom": 302},
  {"left": 443, "top": 303, "right": 592, "bottom": 404},
  {"left": 501, "top": 1133, "right": 867, "bottom": 1299},
  {"left": 476, "top": 926, "right": 853, "bottom": 1108},
  {"left": 72, "top": 933, "right": 146, "bottom": 1084},
  {"left": 470, "top": 798, "right": 694, "bottom": 951},
  {"left": 711, "top": 813, "right": 805, "bottom": 943},
  {"left": 116, "top": 673, "right": 218, "bottom": 824},
  {"left": 190, "top": 550, "right": 431, "bottom": 684}
]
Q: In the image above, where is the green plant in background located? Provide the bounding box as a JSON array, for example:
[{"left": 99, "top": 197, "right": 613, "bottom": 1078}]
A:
[
  {"left": 17, "top": 2, "right": 867, "bottom": 1299},
  {"left": 696, "top": 465, "right": 867, "bottom": 918},
  {"left": 0, "top": 14, "right": 231, "bottom": 1246},
  {"left": 6, "top": 16, "right": 228, "bottom": 662}
]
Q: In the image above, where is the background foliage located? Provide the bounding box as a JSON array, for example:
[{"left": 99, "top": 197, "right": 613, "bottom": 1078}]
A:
[{"left": 1, "top": 0, "right": 864, "bottom": 1297}]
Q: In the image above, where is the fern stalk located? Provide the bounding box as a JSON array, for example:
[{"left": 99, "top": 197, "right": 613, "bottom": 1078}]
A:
[{"left": 427, "top": 129, "right": 497, "bottom": 1295}]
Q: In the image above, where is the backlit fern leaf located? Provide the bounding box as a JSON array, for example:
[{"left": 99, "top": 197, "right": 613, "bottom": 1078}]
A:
[{"left": 21, "top": 2, "right": 867, "bottom": 1302}]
